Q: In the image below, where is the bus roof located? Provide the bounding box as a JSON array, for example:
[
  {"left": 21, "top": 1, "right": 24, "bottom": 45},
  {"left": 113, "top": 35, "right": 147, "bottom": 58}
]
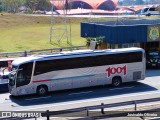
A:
[{"left": 12, "top": 47, "right": 144, "bottom": 66}]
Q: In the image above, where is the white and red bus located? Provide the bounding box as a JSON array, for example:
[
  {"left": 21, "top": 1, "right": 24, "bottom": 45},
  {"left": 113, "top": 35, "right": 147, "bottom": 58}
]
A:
[{"left": 8, "top": 47, "right": 145, "bottom": 96}]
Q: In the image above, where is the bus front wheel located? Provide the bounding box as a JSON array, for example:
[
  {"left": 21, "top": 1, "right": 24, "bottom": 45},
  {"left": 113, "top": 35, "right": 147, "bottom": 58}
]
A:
[
  {"left": 146, "top": 13, "right": 151, "bottom": 16},
  {"left": 37, "top": 85, "right": 48, "bottom": 95},
  {"left": 112, "top": 77, "right": 122, "bottom": 87}
]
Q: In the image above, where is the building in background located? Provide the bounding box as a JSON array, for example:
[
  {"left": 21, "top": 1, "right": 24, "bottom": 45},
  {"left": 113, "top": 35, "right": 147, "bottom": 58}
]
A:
[
  {"left": 50, "top": 0, "right": 118, "bottom": 11},
  {"left": 81, "top": 19, "right": 160, "bottom": 51}
]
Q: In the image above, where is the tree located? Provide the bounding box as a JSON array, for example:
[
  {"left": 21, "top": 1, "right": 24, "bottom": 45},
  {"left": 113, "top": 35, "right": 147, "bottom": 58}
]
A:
[
  {"left": 37, "top": 0, "right": 52, "bottom": 11},
  {"left": 122, "top": 0, "right": 135, "bottom": 5},
  {"left": 135, "top": 0, "right": 144, "bottom": 5},
  {"left": 0, "top": 0, "right": 2, "bottom": 12},
  {"left": 144, "top": 0, "right": 150, "bottom": 4},
  {"left": 24, "top": 0, "right": 39, "bottom": 12},
  {"left": 85, "top": 36, "right": 105, "bottom": 49},
  {"left": 25, "top": 0, "right": 51, "bottom": 12},
  {"left": 118, "top": 1, "right": 123, "bottom": 6},
  {"left": 1, "top": 0, "right": 25, "bottom": 12}
]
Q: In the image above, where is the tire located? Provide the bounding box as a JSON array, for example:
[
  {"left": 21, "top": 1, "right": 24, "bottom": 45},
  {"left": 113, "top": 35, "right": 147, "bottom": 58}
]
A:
[
  {"left": 146, "top": 13, "right": 151, "bottom": 16},
  {"left": 112, "top": 77, "right": 122, "bottom": 87},
  {"left": 37, "top": 85, "right": 48, "bottom": 95}
]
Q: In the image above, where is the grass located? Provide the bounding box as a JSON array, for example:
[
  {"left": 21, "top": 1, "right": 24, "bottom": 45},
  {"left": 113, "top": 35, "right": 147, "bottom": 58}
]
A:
[
  {"left": 0, "top": 14, "right": 88, "bottom": 52},
  {"left": 1, "top": 13, "right": 158, "bottom": 52}
]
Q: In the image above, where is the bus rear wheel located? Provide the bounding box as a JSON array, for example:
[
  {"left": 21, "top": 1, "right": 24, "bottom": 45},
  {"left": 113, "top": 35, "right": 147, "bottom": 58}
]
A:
[
  {"left": 37, "top": 85, "right": 48, "bottom": 95},
  {"left": 112, "top": 77, "right": 122, "bottom": 87}
]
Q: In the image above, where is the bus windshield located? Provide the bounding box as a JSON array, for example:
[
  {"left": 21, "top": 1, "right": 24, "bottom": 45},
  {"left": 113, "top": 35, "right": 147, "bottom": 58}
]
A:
[
  {"left": 149, "top": 55, "right": 160, "bottom": 59},
  {"left": 142, "top": 8, "right": 149, "bottom": 13},
  {"left": 8, "top": 65, "right": 18, "bottom": 86},
  {"left": 16, "top": 62, "right": 33, "bottom": 87},
  {"left": 147, "top": 51, "right": 160, "bottom": 59},
  {"left": 9, "top": 62, "right": 33, "bottom": 87},
  {"left": 11, "top": 65, "right": 18, "bottom": 71},
  {"left": 8, "top": 71, "right": 16, "bottom": 86}
]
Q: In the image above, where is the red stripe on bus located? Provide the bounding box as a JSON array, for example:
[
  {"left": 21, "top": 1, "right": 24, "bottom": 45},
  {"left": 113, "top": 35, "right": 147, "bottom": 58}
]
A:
[{"left": 32, "top": 80, "right": 50, "bottom": 83}]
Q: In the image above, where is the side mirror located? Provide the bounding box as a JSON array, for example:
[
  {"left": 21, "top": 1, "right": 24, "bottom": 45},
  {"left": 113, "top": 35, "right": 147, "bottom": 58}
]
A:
[{"left": 2, "top": 67, "right": 8, "bottom": 75}]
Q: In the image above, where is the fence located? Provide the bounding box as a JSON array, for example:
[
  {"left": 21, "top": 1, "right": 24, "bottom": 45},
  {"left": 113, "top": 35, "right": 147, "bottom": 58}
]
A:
[
  {"left": 0, "top": 46, "right": 86, "bottom": 58},
  {"left": 0, "top": 97, "right": 160, "bottom": 120},
  {"left": 41, "top": 97, "right": 160, "bottom": 120}
]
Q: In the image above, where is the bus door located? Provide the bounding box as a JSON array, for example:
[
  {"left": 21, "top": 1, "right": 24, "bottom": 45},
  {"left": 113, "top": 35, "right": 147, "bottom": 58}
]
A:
[{"left": 16, "top": 62, "right": 33, "bottom": 95}]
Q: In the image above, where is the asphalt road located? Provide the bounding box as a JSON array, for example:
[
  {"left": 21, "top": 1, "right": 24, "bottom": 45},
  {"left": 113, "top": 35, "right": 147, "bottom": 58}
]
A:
[{"left": 0, "top": 69, "right": 160, "bottom": 112}]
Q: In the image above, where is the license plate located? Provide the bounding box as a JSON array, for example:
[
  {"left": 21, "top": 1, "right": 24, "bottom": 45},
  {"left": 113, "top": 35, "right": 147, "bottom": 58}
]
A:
[{"left": 152, "top": 64, "right": 156, "bottom": 66}]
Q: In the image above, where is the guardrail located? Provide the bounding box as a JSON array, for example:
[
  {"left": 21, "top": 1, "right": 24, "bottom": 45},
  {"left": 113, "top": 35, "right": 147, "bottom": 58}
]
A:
[
  {"left": 0, "top": 46, "right": 86, "bottom": 58},
  {"left": 1, "top": 97, "right": 160, "bottom": 120},
  {"left": 41, "top": 97, "right": 160, "bottom": 120}
]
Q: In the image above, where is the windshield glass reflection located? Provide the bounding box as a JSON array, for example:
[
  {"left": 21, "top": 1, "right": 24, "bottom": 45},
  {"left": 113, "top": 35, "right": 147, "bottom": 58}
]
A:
[{"left": 8, "top": 65, "right": 18, "bottom": 86}]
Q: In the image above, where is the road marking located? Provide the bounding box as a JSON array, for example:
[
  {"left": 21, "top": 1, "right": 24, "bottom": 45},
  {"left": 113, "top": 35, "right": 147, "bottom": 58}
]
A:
[
  {"left": 24, "top": 96, "right": 52, "bottom": 101},
  {"left": 69, "top": 91, "right": 93, "bottom": 95},
  {"left": 0, "top": 101, "right": 8, "bottom": 104},
  {"left": 109, "top": 86, "right": 135, "bottom": 91},
  {"left": 140, "top": 82, "right": 160, "bottom": 87},
  {"left": 149, "top": 83, "right": 160, "bottom": 86},
  {"left": 0, "top": 98, "right": 11, "bottom": 104},
  {"left": 15, "top": 91, "right": 160, "bottom": 111}
]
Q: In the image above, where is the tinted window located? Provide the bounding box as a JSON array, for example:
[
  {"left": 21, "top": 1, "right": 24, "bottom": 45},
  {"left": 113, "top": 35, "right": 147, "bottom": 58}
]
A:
[
  {"left": 0, "top": 61, "right": 8, "bottom": 68},
  {"left": 34, "top": 52, "right": 142, "bottom": 75},
  {"left": 2, "top": 75, "right": 9, "bottom": 79},
  {"left": 149, "top": 8, "right": 155, "bottom": 11},
  {"left": 147, "top": 51, "right": 160, "bottom": 58},
  {"left": 144, "top": 8, "right": 149, "bottom": 12},
  {"left": 16, "top": 62, "right": 33, "bottom": 87}
]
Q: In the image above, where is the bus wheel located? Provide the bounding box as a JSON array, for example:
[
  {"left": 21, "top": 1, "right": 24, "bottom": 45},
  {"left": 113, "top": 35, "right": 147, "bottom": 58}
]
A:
[
  {"left": 146, "top": 13, "right": 151, "bottom": 16},
  {"left": 37, "top": 85, "right": 48, "bottom": 95},
  {"left": 112, "top": 77, "right": 122, "bottom": 87}
]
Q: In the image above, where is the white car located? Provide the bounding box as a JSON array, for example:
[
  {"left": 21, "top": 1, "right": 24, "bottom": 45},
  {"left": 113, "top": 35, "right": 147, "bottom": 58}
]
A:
[
  {"left": 141, "top": 6, "right": 159, "bottom": 16},
  {"left": 0, "top": 57, "right": 19, "bottom": 84},
  {"left": 0, "top": 71, "right": 9, "bottom": 84}
]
